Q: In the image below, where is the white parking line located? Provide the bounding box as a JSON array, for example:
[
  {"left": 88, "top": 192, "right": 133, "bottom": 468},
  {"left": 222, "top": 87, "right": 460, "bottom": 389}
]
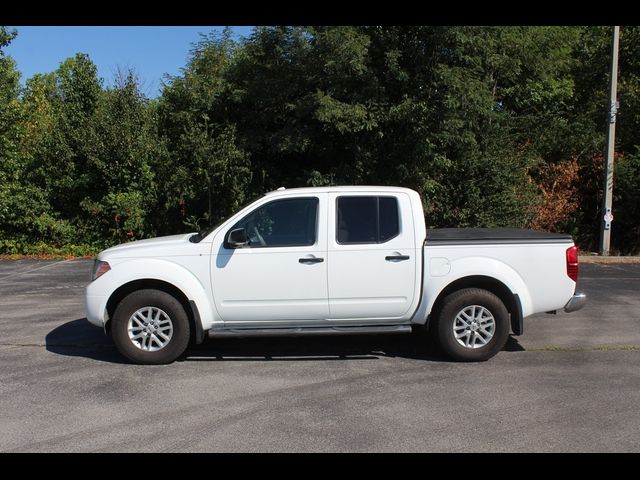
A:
[{"left": 0, "top": 259, "right": 78, "bottom": 283}]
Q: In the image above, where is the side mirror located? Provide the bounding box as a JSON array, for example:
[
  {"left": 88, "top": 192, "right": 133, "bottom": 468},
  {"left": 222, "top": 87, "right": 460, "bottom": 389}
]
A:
[{"left": 227, "top": 228, "right": 249, "bottom": 248}]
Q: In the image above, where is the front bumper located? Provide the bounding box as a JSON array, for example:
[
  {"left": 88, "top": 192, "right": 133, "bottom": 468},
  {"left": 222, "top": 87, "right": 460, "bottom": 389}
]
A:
[
  {"left": 85, "top": 289, "right": 108, "bottom": 329},
  {"left": 564, "top": 291, "right": 587, "bottom": 313}
]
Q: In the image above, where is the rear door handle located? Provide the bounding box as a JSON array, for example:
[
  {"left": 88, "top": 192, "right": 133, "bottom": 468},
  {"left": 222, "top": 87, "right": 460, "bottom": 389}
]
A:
[
  {"left": 299, "top": 257, "right": 324, "bottom": 264},
  {"left": 385, "top": 255, "right": 410, "bottom": 261}
]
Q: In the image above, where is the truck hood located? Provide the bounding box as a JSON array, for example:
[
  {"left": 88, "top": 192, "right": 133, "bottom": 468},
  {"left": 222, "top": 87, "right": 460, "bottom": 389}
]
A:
[{"left": 99, "top": 233, "right": 199, "bottom": 259}]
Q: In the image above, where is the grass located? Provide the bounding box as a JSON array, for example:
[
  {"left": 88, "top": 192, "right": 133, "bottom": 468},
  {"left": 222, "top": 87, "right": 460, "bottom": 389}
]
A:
[
  {"left": 0, "top": 253, "right": 96, "bottom": 260},
  {"left": 0, "top": 241, "right": 102, "bottom": 260},
  {"left": 524, "top": 344, "right": 640, "bottom": 352}
]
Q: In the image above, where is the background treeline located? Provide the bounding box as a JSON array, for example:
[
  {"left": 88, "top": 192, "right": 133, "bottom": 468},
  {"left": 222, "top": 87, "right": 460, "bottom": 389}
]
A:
[{"left": 1, "top": 26, "right": 639, "bottom": 255}]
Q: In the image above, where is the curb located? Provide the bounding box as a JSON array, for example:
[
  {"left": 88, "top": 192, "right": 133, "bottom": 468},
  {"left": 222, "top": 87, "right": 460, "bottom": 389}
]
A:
[
  {"left": 0, "top": 254, "right": 94, "bottom": 261},
  {"left": 579, "top": 256, "right": 640, "bottom": 264}
]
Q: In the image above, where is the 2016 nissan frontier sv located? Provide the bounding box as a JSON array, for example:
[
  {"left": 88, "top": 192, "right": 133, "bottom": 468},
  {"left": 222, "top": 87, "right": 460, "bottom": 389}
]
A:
[{"left": 85, "top": 186, "right": 586, "bottom": 364}]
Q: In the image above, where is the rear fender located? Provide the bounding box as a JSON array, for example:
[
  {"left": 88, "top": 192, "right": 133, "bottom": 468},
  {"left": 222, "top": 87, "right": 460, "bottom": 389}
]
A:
[{"left": 412, "top": 256, "right": 533, "bottom": 325}]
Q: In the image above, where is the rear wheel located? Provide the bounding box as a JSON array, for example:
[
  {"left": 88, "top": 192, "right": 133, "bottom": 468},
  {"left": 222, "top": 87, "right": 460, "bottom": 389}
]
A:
[
  {"left": 433, "top": 288, "right": 510, "bottom": 362},
  {"left": 111, "top": 289, "right": 190, "bottom": 364}
]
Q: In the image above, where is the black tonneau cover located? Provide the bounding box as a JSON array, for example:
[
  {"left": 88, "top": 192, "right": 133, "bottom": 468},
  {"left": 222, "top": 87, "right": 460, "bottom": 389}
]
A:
[{"left": 425, "top": 228, "right": 573, "bottom": 245}]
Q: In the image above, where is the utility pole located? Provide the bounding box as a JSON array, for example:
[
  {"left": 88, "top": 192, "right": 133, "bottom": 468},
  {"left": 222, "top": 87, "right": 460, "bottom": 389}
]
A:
[{"left": 600, "top": 26, "right": 620, "bottom": 256}]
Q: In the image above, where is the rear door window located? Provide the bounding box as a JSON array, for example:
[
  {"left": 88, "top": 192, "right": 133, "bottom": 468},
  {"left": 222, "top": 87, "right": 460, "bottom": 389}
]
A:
[{"left": 336, "top": 196, "right": 400, "bottom": 244}]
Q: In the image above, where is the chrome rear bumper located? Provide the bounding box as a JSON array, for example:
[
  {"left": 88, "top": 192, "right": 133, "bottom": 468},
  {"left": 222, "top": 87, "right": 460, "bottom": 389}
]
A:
[{"left": 564, "top": 291, "right": 587, "bottom": 313}]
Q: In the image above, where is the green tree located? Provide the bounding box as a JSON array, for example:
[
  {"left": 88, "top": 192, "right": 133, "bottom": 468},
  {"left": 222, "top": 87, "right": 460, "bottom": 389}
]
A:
[
  {"left": 15, "top": 52, "right": 167, "bottom": 250},
  {"left": 219, "top": 26, "right": 547, "bottom": 227},
  {"left": 157, "top": 29, "right": 251, "bottom": 234},
  {"left": 0, "top": 27, "right": 60, "bottom": 252},
  {"left": 565, "top": 26, "right": 640, "bottom": 253},
  {"left": 613, "top": 150, "right": 640, "bottom": 254},
  {"left": 2, "top": 25, "right": 640, "bottom": 255},
  {"left": 79, "top": 71, "right": 163, "bottom": 243}
]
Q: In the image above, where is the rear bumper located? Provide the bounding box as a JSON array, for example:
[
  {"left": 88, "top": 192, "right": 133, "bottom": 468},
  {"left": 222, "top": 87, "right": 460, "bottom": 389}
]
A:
[{"left": 564, "top": 291, "right": 587, "bottom": 313}]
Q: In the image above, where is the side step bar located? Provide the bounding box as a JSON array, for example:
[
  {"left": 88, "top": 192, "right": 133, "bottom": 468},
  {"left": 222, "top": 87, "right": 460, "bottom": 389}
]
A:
[{"left": 208, "top": 324, "right": 412, "bottom": 338}]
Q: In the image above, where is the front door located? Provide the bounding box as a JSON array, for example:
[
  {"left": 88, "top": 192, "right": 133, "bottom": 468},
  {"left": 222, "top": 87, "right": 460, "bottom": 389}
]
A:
[{"left": 212, "top": 194, "right": 329, "bottom": 326}]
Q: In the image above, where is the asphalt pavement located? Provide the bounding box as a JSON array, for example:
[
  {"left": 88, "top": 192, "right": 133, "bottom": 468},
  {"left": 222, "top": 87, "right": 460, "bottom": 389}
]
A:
[{"left": 0, "top": 259, "right": 639, "bottom": 452}]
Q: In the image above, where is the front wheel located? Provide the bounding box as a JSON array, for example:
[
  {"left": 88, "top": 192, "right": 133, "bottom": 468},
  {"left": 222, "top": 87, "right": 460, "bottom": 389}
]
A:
[
  {"left": 111, "top": 289, "right": 191, "bottom": 364},
  {"left": 433, "top": 288, "right": 510, "bottom": 362}
]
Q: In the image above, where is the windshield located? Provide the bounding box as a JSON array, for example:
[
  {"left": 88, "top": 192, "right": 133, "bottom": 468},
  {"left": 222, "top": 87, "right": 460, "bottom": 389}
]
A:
[
  {"left": 189, "top": 221, "right": 225, "bottom": 243},
  {"left": 190, "top": 193, "right": 265, "bottom": 243}
]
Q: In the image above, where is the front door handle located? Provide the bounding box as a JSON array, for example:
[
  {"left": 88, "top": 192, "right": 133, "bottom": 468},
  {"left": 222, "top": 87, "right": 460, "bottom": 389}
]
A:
[
  {"left": 299, "top": 257, "right": 324, "bottom": 264},
  {"left": 385, "top": 255, "right": 410, "bottom": 261}
]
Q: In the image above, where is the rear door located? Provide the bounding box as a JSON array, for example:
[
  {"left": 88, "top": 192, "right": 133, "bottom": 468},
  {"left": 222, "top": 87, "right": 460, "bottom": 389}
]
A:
[{"left": 327, "top": 192, "right": 417, "bottom": 322}]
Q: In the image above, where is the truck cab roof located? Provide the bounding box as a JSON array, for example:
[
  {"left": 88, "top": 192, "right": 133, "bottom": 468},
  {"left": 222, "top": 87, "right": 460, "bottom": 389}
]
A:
[{"left": 264, "top": 185, "right": 419, "bottom": 196}]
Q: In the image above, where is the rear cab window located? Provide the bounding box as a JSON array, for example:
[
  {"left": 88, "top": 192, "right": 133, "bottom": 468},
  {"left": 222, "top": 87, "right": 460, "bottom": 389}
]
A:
[{"left": 336, "top": 196, "right": 400, "bottom": 244}]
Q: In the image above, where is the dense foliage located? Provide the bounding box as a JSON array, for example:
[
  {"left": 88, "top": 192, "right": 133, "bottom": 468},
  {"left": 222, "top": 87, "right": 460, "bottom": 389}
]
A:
[{"left": 1, "top": 26, "right": 639, "bottom": 255}]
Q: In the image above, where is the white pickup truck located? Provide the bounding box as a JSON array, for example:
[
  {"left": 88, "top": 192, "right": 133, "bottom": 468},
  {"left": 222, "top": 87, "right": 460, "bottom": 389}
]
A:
[{"left": 85, "top": 186, "right": 586, "bottom": 364}]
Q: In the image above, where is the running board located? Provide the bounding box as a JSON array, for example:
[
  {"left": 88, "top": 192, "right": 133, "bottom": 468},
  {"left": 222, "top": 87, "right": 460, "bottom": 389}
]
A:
[{"left": 208, "top": 324, "right": 412, "bottom": 338}]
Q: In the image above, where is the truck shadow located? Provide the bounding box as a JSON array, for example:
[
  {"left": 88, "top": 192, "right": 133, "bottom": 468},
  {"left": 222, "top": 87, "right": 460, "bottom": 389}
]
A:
[
  {"left": 185, "top": 334, "right": 525, "bottom": 361},
  {"left": 46, "top": 318, "right": 525, "bottom": 364},
  {"left": 45, "top": 318, "right": 129, "bottom": 364},
  {"left": 183, "top": 334, "right": 445, "bottom": 362}
]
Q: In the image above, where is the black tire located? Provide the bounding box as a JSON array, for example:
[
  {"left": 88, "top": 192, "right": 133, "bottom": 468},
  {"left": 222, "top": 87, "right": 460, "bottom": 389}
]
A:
[
  {"left": 111, "top": 289, "right": 191, "bottom": 365},
  {"left": 432, "top": 288, "right": 510, "bottom": 362}
]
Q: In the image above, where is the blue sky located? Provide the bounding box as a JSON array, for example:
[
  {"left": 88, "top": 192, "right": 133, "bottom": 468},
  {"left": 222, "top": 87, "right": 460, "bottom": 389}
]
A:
[{"left": 5, "top": 26, "right": 254, "bottom": 98}]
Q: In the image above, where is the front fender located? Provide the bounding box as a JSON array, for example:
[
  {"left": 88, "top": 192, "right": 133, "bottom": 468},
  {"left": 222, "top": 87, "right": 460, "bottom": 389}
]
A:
[{"left": 85, "top": 258, "right": 216, "bottom": 331}]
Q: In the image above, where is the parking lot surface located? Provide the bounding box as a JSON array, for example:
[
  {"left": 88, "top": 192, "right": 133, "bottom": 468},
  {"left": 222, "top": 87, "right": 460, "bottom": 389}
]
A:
[{"left": 0, "top": 259, "right": 639, "bottom": 452}]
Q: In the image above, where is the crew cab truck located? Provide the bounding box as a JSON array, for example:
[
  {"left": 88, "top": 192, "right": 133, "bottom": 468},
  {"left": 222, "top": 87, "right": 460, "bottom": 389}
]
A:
[{"left": 85, "top": 186, "right": 586, "bottom": 364}]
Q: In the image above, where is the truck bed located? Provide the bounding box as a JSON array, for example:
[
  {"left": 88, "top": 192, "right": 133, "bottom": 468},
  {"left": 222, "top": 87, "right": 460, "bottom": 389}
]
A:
[{"left": 425, "top": 228, "right": 573, "bottom": 245}]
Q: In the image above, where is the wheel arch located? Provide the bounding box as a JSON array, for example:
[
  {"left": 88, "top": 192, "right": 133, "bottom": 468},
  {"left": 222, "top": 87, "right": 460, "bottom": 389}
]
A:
[
  {"left": 105, "top": 279, "right": 205, "bottom": 344},
  {"left": 425, "top": 275, "right": 524, "bottom": 335}
]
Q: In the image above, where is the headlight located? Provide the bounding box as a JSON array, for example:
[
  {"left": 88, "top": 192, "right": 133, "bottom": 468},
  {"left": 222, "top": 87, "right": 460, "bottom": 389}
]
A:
[{"left": 92, "top": 259, "right": 111, "bottom": 281}]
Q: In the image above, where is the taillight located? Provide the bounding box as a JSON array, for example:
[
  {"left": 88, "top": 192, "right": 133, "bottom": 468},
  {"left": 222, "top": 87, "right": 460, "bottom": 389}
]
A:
[
  {"left": 566, "top": 246, "right": 578, "bottom": 282},
  {"left": 92, "top": 260, "right": 111, "bottom": 281}
]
